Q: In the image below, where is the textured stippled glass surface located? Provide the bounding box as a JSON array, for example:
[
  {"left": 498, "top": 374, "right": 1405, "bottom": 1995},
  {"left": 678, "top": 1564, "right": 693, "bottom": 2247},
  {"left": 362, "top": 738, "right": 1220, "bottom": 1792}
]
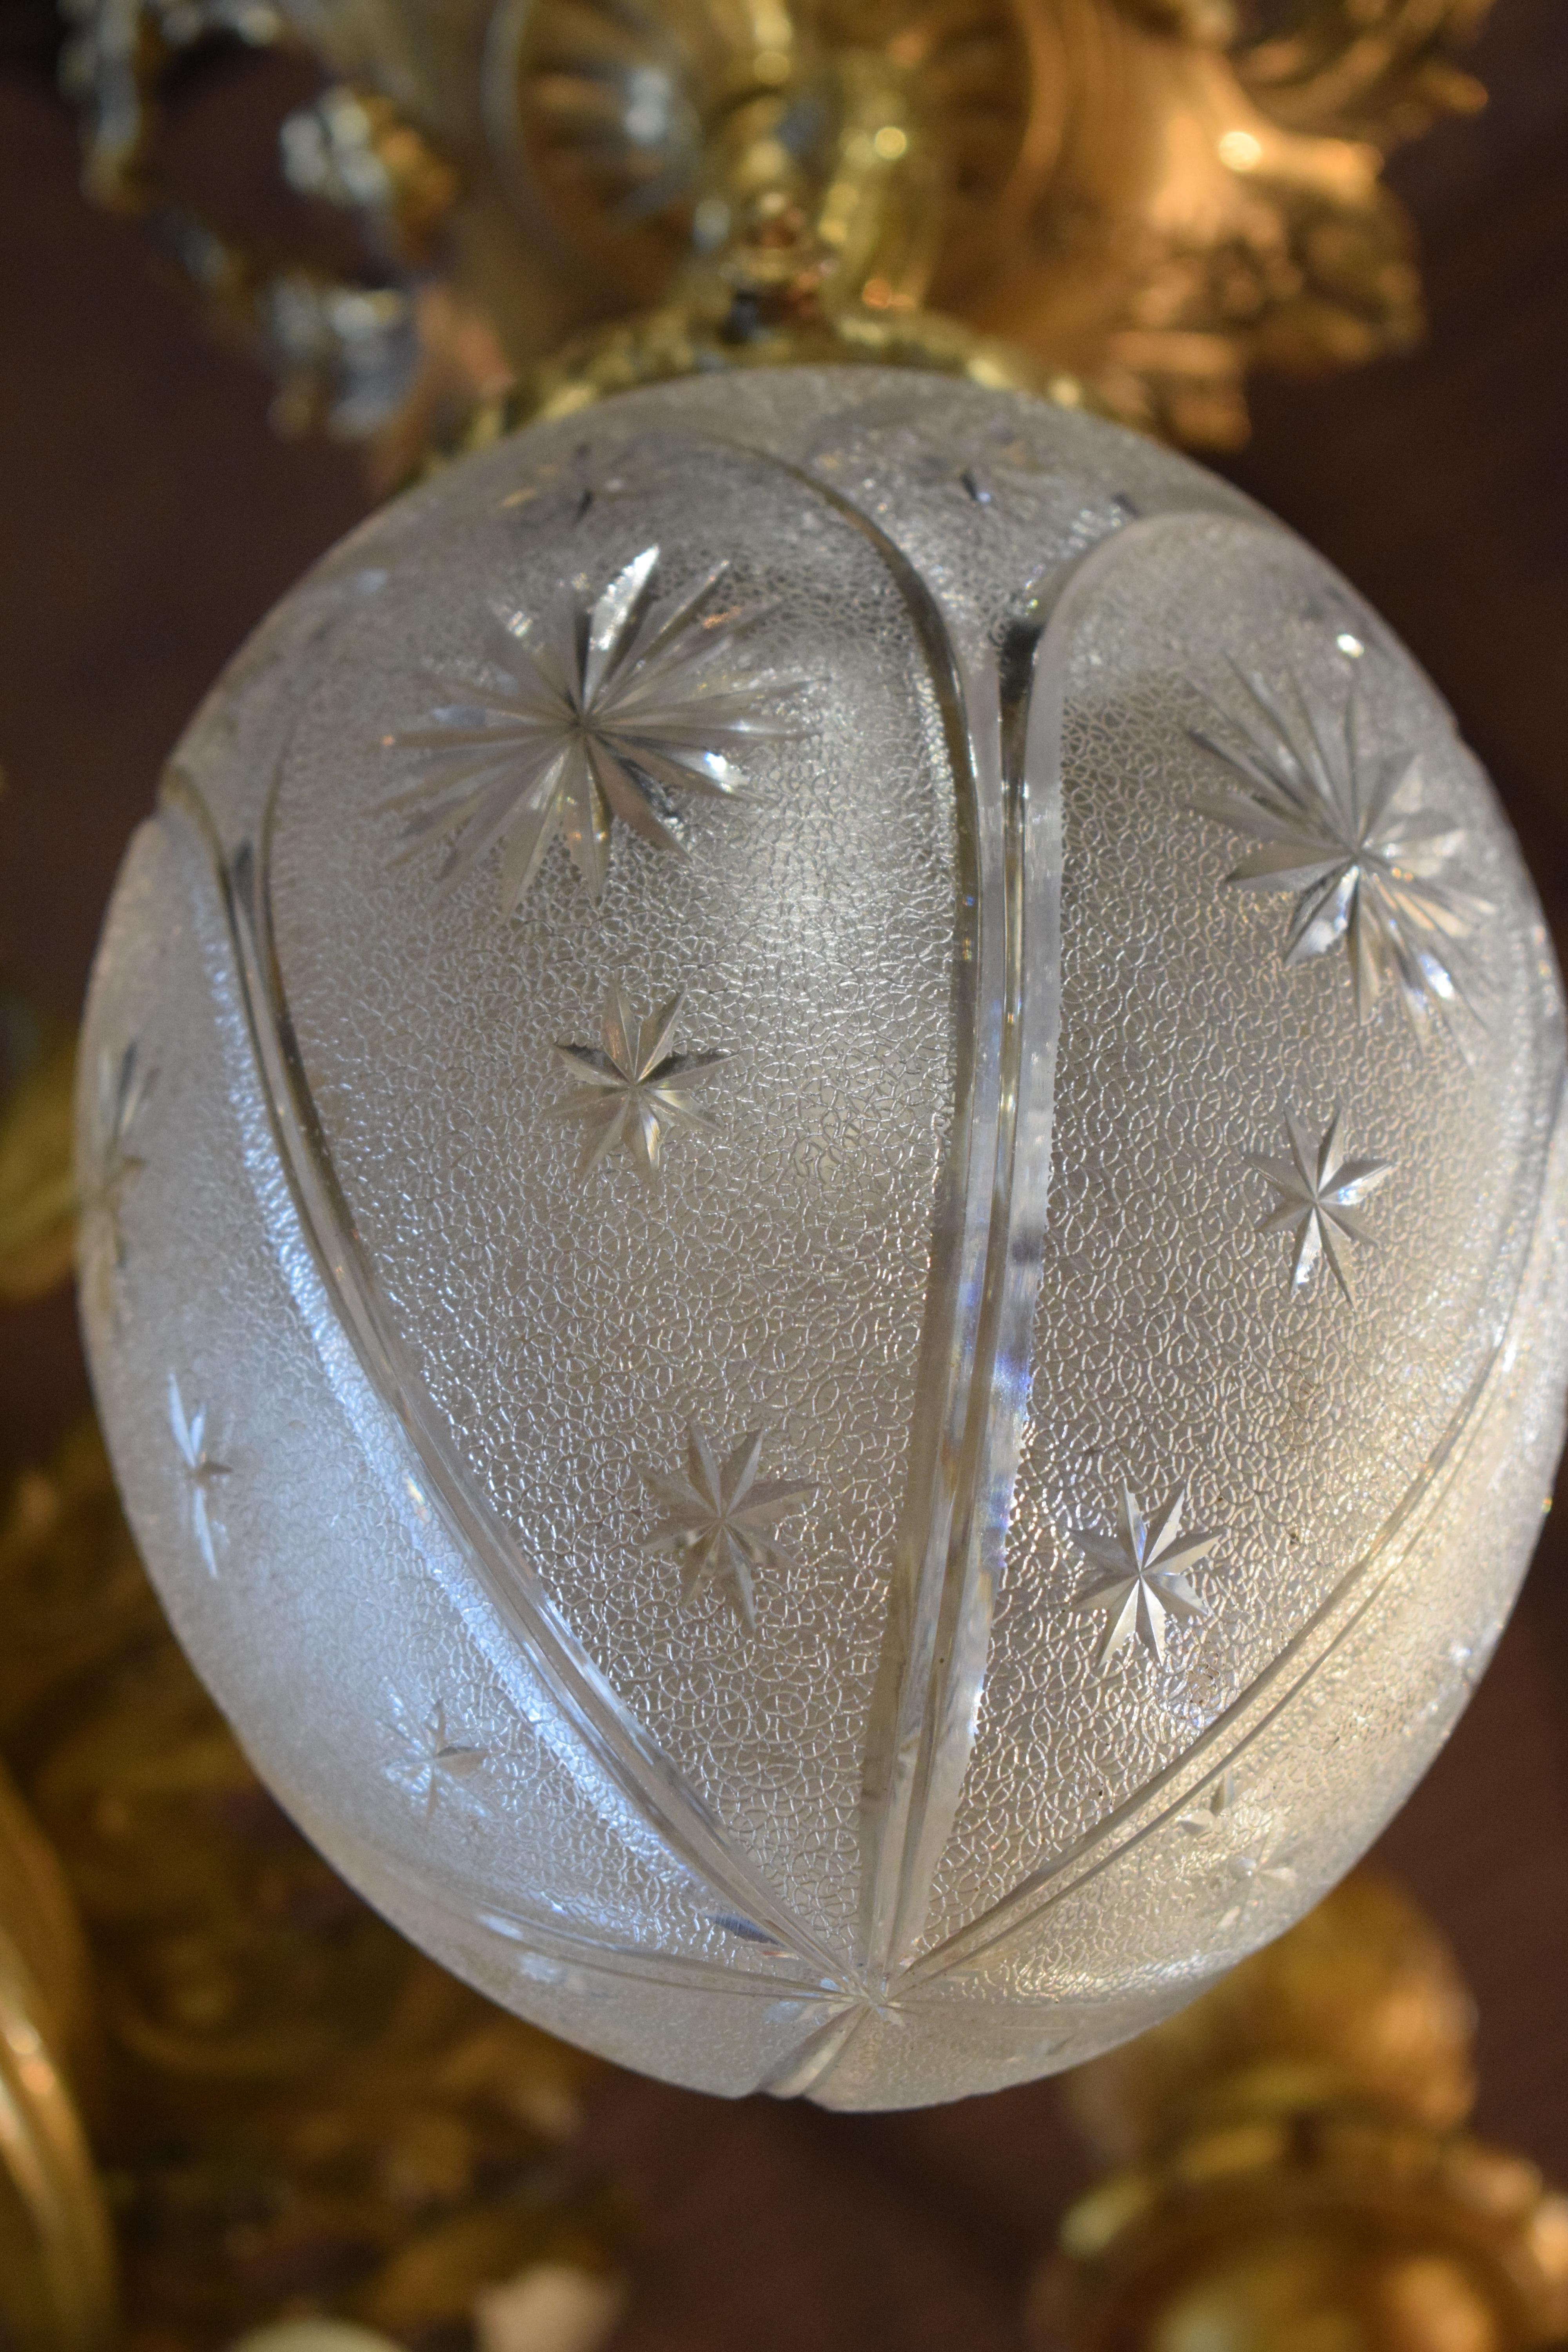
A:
[{"left": 78, "top": 369, "right": 1568, "bottom": 2110}]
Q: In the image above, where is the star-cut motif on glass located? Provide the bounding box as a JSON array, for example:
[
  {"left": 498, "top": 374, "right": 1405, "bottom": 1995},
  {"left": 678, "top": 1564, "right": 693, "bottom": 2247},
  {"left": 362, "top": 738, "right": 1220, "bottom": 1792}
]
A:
[
  {"left": 1190, "top": 665, "right": 1492, "bottom": 1040},
  {"left": 1248, "top": 1107, "right": 1394, "bottom": 1302},
  {"left": 1178, "top": 1769, "right": 1238, "bottom": 1837},
  {"left": 167, "top": 1374, "right": 231, "bottom": 1578},
  {"left": 379, "top": 544, "right": 795, "bottom": 910},
  {"left": 548, "top": 983, "right": 728, "bottom": 1177},
  {"left": 81, "top": 1041, "right": 155, "bottom": 1285},
  {"left": 642, "top": 1425, "right": 812, "bottom": 1636},
  {"left": 498, "top": 436, "right": 654, "bottom": 524},
  {"left": 1216, "top": 1838, "right": 1298, "bottom": 1931},
  {"left": 1067, "top": 1482, "right": 1223, "bottom": 1669},
  {"left": 932, "top": 437, "right": 1051, "bottom": 517},
  {"left": 386, "top": 1691, "right": 489, "bottom": 1818}
]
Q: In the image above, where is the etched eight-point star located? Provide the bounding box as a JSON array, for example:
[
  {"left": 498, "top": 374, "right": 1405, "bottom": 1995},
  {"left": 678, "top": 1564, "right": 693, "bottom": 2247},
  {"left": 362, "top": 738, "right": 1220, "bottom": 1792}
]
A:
[
  {"left": 549, "top": 983, "right": 728, "bottom": 1176},
  {"left": 1248, "top": 1107, "right": 1394, "bottom": 1301},
  {"left": 1067, "top": 1483, "right": 1224, "bottom": 1668},
  {"left": 642, "top": 1426, "right": 811, "bottom": 1635},
  {"left": 380, "top": 544, "right": 795, "bottom": 910}
]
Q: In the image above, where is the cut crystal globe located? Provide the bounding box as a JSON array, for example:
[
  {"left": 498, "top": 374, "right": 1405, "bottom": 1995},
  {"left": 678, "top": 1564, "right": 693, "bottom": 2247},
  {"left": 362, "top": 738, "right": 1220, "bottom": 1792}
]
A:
[{"left": 78, "top": 369, "right": 1568, "bottom": 2109}]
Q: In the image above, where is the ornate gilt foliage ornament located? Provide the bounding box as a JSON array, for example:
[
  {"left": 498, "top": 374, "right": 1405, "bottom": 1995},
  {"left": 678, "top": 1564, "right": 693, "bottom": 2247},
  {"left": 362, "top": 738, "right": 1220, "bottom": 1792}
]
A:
[
  {"left": 1037, "top": 1874, "right": 1568, "bottom": 2352},
  {"left": 58, "top": 0, "right": 1498, "bottom": 463},
  {"left": 78, "top": 367, "right": 1568, "bottom": 2107}
]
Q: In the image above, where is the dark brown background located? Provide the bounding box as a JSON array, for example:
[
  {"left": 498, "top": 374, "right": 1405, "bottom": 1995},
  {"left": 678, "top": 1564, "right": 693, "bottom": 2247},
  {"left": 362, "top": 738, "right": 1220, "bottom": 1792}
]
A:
[{"left": 2, "top": 16, "right": 1567, "bottom": 2344}]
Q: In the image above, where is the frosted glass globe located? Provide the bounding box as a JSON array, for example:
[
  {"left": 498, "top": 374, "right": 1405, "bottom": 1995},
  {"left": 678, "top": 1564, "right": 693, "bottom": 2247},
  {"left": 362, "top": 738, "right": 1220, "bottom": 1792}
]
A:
[{"left": 78, "top": 368, "right": 1568, "bottom": 2110}]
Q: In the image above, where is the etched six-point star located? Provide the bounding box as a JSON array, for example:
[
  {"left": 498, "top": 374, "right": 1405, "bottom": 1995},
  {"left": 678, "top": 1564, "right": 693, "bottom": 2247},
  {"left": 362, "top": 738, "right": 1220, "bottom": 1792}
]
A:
[
  {"left": 167, "top": 1374, "right": 231, "bottom": 1578},
  {"left": 1249, "top": 1107, "right": 1394, "bottom": 1301},
  {"left": 642, "top": 1426, "right": 811, "bottom": 1635},
  {"left": 549, "top": 983, "right": 728, "bottom": 1176},
  {"left": 1190, "top": 665, "right": 1491, "bottom": 1038},
  {"left": 380, "top": 544, "right": 795, "bottom": 910},
  {"left": 1068, "top": 1483, "right": 1223, "bottom": 1668}
]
